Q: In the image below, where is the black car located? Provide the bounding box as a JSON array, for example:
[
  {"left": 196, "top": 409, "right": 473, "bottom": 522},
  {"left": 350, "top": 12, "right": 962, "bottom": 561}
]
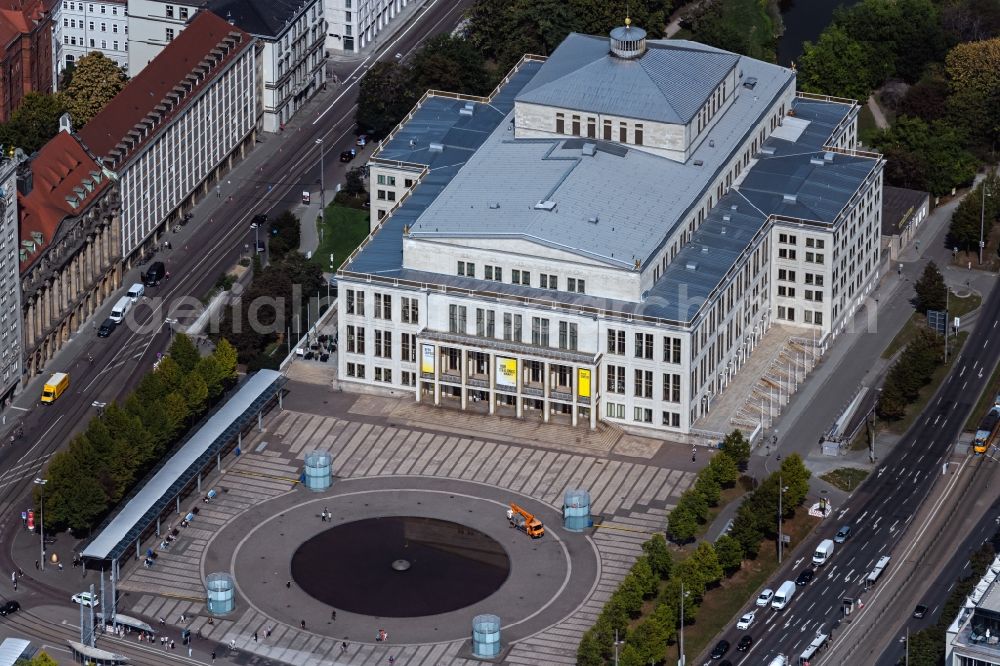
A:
[
  {"left": 913, "top": 604, "right": 928, "bottom": 618},
  {"left": 737, "top": 635, "right": 753, "bottom": 652},
  {"left": 340, "top": 149, "right": 357, "bottom": 162},
  {"left": 796, "top": 569, "right": 815, "bottom": 586},
  {"left": 144, "top": 261, "right": 166, "bottom": 286},
  {"left": 0, "top": 600, "right": 20, "bottom": 615},
  {"left": 251, "top": 213, "right": 268, "bottom": 226},
  {"left": 711, "top": 639, "right": 730, "bottom": 659},
  {"left": 97, "top": 318, "right": 117, "bottom": 338}
]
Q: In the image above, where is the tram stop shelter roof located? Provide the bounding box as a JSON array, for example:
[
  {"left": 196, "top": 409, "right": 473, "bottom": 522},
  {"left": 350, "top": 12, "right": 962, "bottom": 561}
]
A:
[{"left": 81, "top": 370, "right": 285, "bottom": 563}]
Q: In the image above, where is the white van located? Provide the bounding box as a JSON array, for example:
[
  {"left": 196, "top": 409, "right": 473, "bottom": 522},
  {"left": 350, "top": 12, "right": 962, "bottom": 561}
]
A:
[
  {"left": 771, "top": 580, "right": 796, "bottom": 610},
  {"left": 109, "top": 296, "right": 132, "bottom": 323},
  {"left": 126, "top": 283, "right": 145, "bottom": 301},
  {"left": 768, "top": 656, "right": 787, "bottom": 666},
  {"left": 813, "top": 539, "right": 835, "bottom": 565}
]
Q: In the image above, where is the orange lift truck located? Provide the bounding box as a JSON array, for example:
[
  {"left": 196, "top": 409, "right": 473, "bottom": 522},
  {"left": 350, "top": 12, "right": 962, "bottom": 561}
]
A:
[{"left": 507, "top": 503, "right": 544, "bottom": 538}]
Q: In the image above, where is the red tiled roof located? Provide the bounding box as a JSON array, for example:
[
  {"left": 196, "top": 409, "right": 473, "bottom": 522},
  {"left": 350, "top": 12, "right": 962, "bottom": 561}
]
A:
[
  {"left": 78, "top": 11, "right": 252, "bottom": 165},
  {"left": 18, "top": 131, "right": 110, "bottom": 270}
]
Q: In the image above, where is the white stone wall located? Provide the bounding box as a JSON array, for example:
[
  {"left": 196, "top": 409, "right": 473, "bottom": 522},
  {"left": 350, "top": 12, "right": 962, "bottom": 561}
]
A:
[
  {"left": 52, "top": 0, "right": 128, "bottom": 90},
  {"left": 126, "top": 0, "right": 200, "bottom": 77},
  {"left": 0, "top": 158, "right": 24, "bottom": 400},
  {"left": 118, "top": 42, "right": 258, "bottom": 258},
  {"left": 323, "top": 0, "right": 407, "bottom": 54},
  {"left": 259, "top": 0, "right": 326, "bottom": 133}
]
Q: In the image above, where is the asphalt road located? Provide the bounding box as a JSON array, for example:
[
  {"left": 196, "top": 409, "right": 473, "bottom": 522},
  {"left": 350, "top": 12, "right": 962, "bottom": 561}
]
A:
[
  {"left": 874, "top": 494, "right": 1000, "bottom": 666},
  {"left": 0, "top": 0, "right": 473, "bottom": 661},
  {"left": 703, "top": 277, "right": 1000, "bottom": 665}
]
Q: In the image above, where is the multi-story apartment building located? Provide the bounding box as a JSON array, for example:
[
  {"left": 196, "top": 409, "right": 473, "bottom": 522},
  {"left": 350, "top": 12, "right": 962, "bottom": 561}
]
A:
[
  {"left": 337, "top": 25, "right": 884, "bottom": 436},
  {"left": 0, "top": 149, "right": 26, "bottom": 403},
  {"left": 125, "top": 0, "right": 199, "bottom": 76},
  {"left": 51, "top": 0, "right": 128, "bottom": 89},
  {"left": 0, "top": 0, "right": 55, "bottom": 122},
  {"left": 946, "top": 552, "right": 1000, "bottom": 665},
  {"left": 206, "top": 0, "right": 326, "bottom": 132},
  {"left": 17, "top": 130, "right": 121, "bottom": 380},
  {"left": 324, "top": 0, "right": 406, "bottom": 54},
  {"left": 77, "top": 9, "right": 259, "bottom": 263}
]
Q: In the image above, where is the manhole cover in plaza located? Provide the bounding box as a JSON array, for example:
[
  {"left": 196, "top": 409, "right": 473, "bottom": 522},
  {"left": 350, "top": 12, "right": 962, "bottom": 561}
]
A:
[{"left": 291, "top": 516, "right": 510, "bottom": 617}]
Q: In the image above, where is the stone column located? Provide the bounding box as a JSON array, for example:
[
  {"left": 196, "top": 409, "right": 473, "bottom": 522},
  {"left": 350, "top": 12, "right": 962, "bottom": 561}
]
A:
[
  {"left": 542, "top": 362, "right": 551, "bottom": 423},
  {"left": 488, "top": 353, "right": 496, "bottom": 416},
  {"left": 460, "top": 348, "right": 469, "bottom": 410},
  {"left": 433, "top": 344, "right": 441, "bottom": 406}
]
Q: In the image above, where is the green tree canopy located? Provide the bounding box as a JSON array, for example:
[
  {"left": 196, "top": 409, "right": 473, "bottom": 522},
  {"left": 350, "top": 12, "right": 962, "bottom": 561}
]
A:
[
  {"left": 714, "top": 533, "right": 745, "bottom": 572},
  {"left": 169, "top": 333, "right": 201, "bottom": 374},
  {"left": 62, "top": 52, "right": 128, "bottom": 127},
  {"left": 667, "top": 502, "right": 699, "bottom": 543},
  {"left": 948, "top": 175, "right": 1000, "bottom": 252},
  {"left": 946, "top": 37, "right": 1000, "bottom": 153},
  {"left": 355, "top": 61, "right": 419, "bottom": 140},
  {"left": 798, "top": 26, "right": 875, "bottom": 101},
  {"left": 0, "top": 92, "right": 67, "bottom": 153},
  {"left": 871, "top": 115, "right": 978, "bottom": 197},
  {"left": 410, "top": 34, "right": 492, "bottom": 96},
  {"left": 913, "top": 261, "right": 947, "bottom": 313},
  {"left": 707, "top": 450, "right": 740, "bottom": 487},
  {"left": 721, "top": 429, "right": 752, "bottom": 468},
  {"left": 641, "top": 533, "right": 673, "bottom": 579}
]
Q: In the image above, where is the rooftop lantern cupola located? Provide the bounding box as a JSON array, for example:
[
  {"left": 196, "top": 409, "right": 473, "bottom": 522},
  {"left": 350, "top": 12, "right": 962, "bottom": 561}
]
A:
[{"left": 609, "top": 18, "right": 646, "bottom": 59}]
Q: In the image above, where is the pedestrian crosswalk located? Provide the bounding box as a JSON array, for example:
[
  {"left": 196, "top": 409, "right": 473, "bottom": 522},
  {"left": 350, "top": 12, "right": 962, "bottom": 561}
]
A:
[{"left": 121, "top": 407, "right": 695, "bottom": 664}]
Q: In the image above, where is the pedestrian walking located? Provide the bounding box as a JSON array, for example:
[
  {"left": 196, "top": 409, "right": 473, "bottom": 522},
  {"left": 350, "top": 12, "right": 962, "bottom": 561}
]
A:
[
  {"left": 691, "top": 446, "right": 696, "bottom": 462},
  {"left": 34, "top": 560, "right": 38, "bottom": 570},
  {"left": 341, "top": 640, "right": 348, "bottom": 654},
  {"left": 331, "top": 610, "right": 337, "bottom": 621},
  {"left": 253, "top": 631, "right": 258, "bottom": 642},
  {"left": 300, "top": 620, "right": 306, "bottom": 630},
  {"left": 286, "top": 581, "right": 291, "bottom": 589},
  {"left": 211, "top": 650, "right": 216, "bottom": 663},
  {"left": 389, "top": 657, "right": 396, "bottom": 664},
  {"left": 170, "top": 640, "right": 175, "bottom": 650}
]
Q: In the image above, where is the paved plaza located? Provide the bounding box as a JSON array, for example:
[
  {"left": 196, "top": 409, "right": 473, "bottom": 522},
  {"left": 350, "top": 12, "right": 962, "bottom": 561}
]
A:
[{"left": 115, "top": 383, "right": 697, "bottom": 664}]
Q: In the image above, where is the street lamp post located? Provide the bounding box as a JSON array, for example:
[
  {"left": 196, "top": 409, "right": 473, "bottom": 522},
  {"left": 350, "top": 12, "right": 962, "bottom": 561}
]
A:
[
  {"left": 679, "top": 581, "right": 688, "bottom": 666},
  {"left": 316, "top": 138, "right": 325, "bottom": 212},
  {"left": 34, "top": 478, "right": 47, "bottom": 571},
  {"left": 980, "top": 182, "right": 989, "bottom": 265}
]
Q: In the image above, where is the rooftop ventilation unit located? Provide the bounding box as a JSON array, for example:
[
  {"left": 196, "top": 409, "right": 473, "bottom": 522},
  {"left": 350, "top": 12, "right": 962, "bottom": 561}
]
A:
[
  {"left": 709, "top": 140, "right": 715, "bottom": 148},
  {"left": 760, "top": 146, "right": 776, "bottom": 156},
  {"left": 588, "top": 215, "right": 599, "bottom": 224},
  {"left": 408, "top": 139, "right": 417, "bottom": 147},
  {"left": 534, "top": 200, "right": 557, "bottom": 211},
  {"left": 743, "top": 77, "right": 758, "bottom": 89},
  {"left": 459, "top": 103, "right": 474, "bottom": 117},
  {"left": 700, "top": 247, "right": 709, "bottom": 254},
  {"left": 731, "top": 204, "right": 738, "bottom": 210},
  {"left": 582, "top": 143, "right": 597, "bottom": 156},
  {"left": 824, "top": 151, "right": 835, "bottom": 162},
  {"left": 722, "top": 214, "right": 731, "bottom": 221},
  {"left": 429, "top": 142, "right": 444, "bottom": 152},
  {"left": 685, "top": 262, "right": 698, "bottom": 271},
  {"left": 488, "top": 202, "right": 501, "bottom": 209},
  {"left": 810, "top": 157, "right": 825, "bottom": 165},
  {"left": 721, "top": 227, "right": 728, "bottom": 235},
  {"left": 693, "top": 159, "right": 704, "bottom": 167},
  {"left": 783, "top": 193, "right": 798, "bottom": 203}
]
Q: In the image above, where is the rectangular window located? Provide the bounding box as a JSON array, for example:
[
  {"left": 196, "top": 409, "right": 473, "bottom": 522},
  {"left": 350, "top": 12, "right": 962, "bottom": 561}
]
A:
[
  {"left": 633, "top": 407, "right": 653, "bottom": 423},
  {"left": 571, "top": 115, "right": 580, "bottom": 135},
  {"left": 165, "top": 27, "right": 174, "bottom": 40},
  {"left": 558, "top": 322, "right": 578, "bottom": 351},
  {"left": 539, "top": 274, "right": 557, "bottom": 290},
  {"left": 619, "top": 123, "right": 627, "bottom": 143},
  {"left": 476, "top": 308, "right": 485, "bottom": 337},
  {"left": 567, "top": 278, "right": 585, "bottom": 293},
  {"left": 608, "top": 329, "right": 625, "bottom": 355},
  {"left": 531, "top": 317, "right": 549, "bottom": 346},
  {"left": 662, "top": 412, "right": 681, "bottom": 427},
  {"left": 511, "top": 269, "right": 530, "bottom": 286},
  {"left": 606, "top": 366, "right": 625, "bottom": 393},
  {"left": 486, "top": 310, "right": 495, "bottom": 338},
  {"left": 457, "top": 261, "right": 475, "bottom": 277},
  {"left": 634, "top": 369, "right": 653, "bottom": 398},
  {"left": 448, "top": 304, "right": 466, "bottom": 333},
  {"left": 374, "top": 330, "right": 391, "bottom": 358},
  {"left": 663, "top": 337, "right": 682, "bottom": 364},
  {"left": 165, "top": 4, "right": 173, "bottom": 18},
  {"left": 484, "top": 265, "right": 502, "bottom": 281},
  {"left": 179, "top": 6, "right": 188, "bottom": 19},
  {"left": 555, "top": 113, "right": 564, "bottom": 134},
  {"left": 635, "top": 124, "right": 644, "bottom": 145},
  {"left": 635, "top": 333, "right": 653, "bottom": 359},
  {"left": 663, "top": 373, "right": 681, "bottom": 402},
  {"left": 603, "top": 120, "right": 612, "bottom": 141},
  {"left": 373, "top": 293, "right": 391, "bottom": 320},
  {"left": 401, "top": 297, "right": 418, "bottom": 324},
  {"left": 400, "top": 333, "right": 416, "bottom": 362},
  {"left": 606, "top": 402, "right": 625, "bottom": 419}
]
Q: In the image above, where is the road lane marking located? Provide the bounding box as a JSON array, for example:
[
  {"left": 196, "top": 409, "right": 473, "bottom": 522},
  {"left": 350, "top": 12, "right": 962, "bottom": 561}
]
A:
[{"left": 16, "top": 415, "right": 64, "bottom": 465}]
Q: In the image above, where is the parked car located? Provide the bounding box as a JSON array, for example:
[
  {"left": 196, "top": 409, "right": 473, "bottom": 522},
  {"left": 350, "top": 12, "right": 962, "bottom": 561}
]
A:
[
  {"left": 736, "top": 610, "right": 756, "bottom": 630},
  {"left": 711, "top": 639, "right": 730, "bottom": 659},
  {"left": 796, "top": 569, "right": 815, "bottom": 586},
  {"left": 834, "top": 525, "right": 852, "bottom": 543},
  {"left": 71, "top": 592, "right": 98, "bottom": 607},
  {"left": 0, "top": 600, "right": 20, "bottom": 616},
  {"left": 356, "top": 134, "right": 368, "bottom": 147},
  {"left": 737, "top": 635, "right": 753, "bottom": 652},
  {"left": 97, "top": 318, "right": 117, "bottom": 338},
  {"left": 340, "top": 149, "right": 357, "bottom": 162},
  {"left": 756, "top": 588, "right": 774, "bottom": 607},
  {"left": 251, "top": 213, "right": 268, "bottom": 226},
  {"left": 913, "top": 604, "right": 928, "bottom": 619}
]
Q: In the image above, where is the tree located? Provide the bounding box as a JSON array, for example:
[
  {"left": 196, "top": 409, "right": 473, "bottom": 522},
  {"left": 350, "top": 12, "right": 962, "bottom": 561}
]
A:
[
  {"left": 214, "top": 338, "right": 239, "bottom": 380},
  {"left": 707, "top": 451, "right": 739, "bottom": 487},
  {"left": 267, "top": 210, "right": 301, "bottom": 260},
  {"left": 946, "top": 37, "right": 1000, "bottom": 154},
  {"left": 913, "top": 261, "right": 947, "bottom": 313},
  {"left": 410, "top": 34, "right": 491, "bottom": 97},
  {"left": 714, "top": 533, "right": 745, "bottom": 572},
  {"left": 19, "top": 652, "right": 59, "bottom": 666},
  {"left": 679, "top": 487, "right": 709, "bottom": 522},
  {"left": 688, "top": 541, "right": 724, "bottom": 589},
  {"left": 627, "top": 612, "right": 670, "bottom": 664},
  {"left": 899, "top": 67, "right": 950, "bottom": 122},
  {"left": 871, "top": 116, "right": 978, "bottom": 197},
  {"left": 616, "top": 570, "right": 647, "bottom": 617},
  {"left": 631, "top": 555, "right": 659, "bottom": 598},
  {"left": 41, "top": 440, "right": 108, "bottom": 532},
  {"left": 641, "top": 533, "right": 673, "bottom": 580},
  {"left": 169, "top": 333, "right": 201, "bottom": 374},
  {"left": 721, "top": 429, "right": 752, "bottom": 469},
  {"left": 0, "top": 92, "right": 67, "bottom": 153},
  {"left": 617, "top": 643, "right": 645, "bottom": 666},
  {"left": 575, "top": 629, "right": 605, "bottom": 666},
  {"left": 949, "top": 175, "right": 1000, "bottom": 252},
  {"left": 62, "top": 52, "right": 128, "bottom": 127},
  {"left": 355, "top": 61, "right": 419, "bottom": 140},
  {"left": 181, "top": 372, "right": 209, "bottom": 417},
  {"left": 344, "top": 167, "right": 366, "bottom": 198},
  {"left": 730, "top": 504, "right": 764, "bottom": 557},
  {"left": 797, "top": 26, "right": 875, "bottom": 101},
  {"left": 778, "top": 453, "right": 811, "bottom": 510},
  {"left": 694, "top": 472, "right": 721, "bottom": 507},
  {"left": 667, "top": 502, "right": 698, "bottom": 543}
]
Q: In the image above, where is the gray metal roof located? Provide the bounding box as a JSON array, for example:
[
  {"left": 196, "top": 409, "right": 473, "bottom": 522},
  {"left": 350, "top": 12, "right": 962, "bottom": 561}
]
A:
[
  {"left": 0, "top": 639, "right": 31, "bottom": 666},
  {"left": 81, "top": 370, "right": 285, "bottom": 562},
  {"left": 516, "top": 34, "right": 739, "bottom": 124}
]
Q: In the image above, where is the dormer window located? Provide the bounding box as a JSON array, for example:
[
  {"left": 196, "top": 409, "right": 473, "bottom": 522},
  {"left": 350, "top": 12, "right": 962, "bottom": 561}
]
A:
[
  {"left": 587, "top": 117, "right": 596, "bottom": 138},
  {"left": 619, "top": 122, "right": 626, "bottom": 143},
  {"left": 603, "top": 119, "right": 612, "bottom": 141},
  {"left": 571, "top": 115, "right": 580, "bottom": 136},
  {"left": 635, "top": 124, "right": 643, "bottom": 146},
  {"left": 555, "top": 113, "right": 564, "bottom": 134}
]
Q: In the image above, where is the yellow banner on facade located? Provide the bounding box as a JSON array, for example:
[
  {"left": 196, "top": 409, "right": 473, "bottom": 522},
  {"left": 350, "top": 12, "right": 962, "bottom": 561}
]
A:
[
  {"left": 420, "top": 344, "right": 435, "bottom": 374},
  {"left": 496, "top": 357, "right": 517, "bottom": 388},
  {"left": 578, "top": 368, "right": 591, "bottom": 398}
]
